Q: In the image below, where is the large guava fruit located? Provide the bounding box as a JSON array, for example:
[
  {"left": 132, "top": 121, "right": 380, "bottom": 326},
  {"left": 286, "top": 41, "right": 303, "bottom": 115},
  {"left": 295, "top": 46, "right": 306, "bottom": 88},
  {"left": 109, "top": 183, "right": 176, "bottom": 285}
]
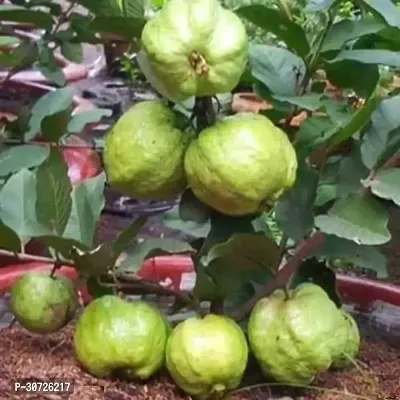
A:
[
  {"left": 331, "top": 310, "right": 360, "bottom": 368},
  {"left": 140, "top": 0, "right": 248, "bottom": 102},
  {"left": 166, "top": 314, "right": 248, "bottom": 400},
  {"left": 9, "top": 272, "right": 79, "bottom": 334},
  {"left": 248, "top": 283, "right": 356, "bottom": 384},
  {"left": 103, "top": 100, "right": 191, "bottom": 200},
  {"left": 184, "top": 112, "right": 298, "bottom": 216},
  {"left": 73, "top": 295, "right": 170, "bottom": 380}
]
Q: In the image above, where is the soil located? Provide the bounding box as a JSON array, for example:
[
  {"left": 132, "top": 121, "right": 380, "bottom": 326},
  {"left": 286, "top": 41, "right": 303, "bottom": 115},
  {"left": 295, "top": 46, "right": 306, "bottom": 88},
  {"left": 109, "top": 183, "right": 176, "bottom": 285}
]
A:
[{"left": 0, "top": 323, "right": 398, "bottom": 400}]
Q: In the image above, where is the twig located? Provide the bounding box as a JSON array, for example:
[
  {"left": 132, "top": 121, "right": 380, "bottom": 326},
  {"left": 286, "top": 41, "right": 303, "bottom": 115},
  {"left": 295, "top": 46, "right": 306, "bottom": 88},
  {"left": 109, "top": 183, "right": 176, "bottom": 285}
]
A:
[
  {"left": 0, "top": 249, "right": 74, "bottom": 266},
  {"left": 232, "top": 231, "right": 325, "bottom": 321},
  {"left": 51, "top": 0, "right": 77, "bottom": 34},
  {"left": 1, "top": 138, "right": 102, "bottom": 151}
]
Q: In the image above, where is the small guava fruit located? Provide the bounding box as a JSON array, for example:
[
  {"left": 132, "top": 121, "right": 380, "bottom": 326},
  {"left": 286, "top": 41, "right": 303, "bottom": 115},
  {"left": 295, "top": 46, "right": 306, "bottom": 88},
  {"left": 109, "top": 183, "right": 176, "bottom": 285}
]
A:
[
  {"left": 248, "top": 283, "right": 351, "bottom": 384},
  {"left": 165, "top": 314, "right": 249, "bottom": 400},
  {"left": 9, "top": 272, "right": 79, "bottom": 334},
  {"left": 140, "top": 0, "right": 248, "bottom": 102},
  {"left": 73, "top": 295, "right": 170, "bottom": 380},
  {"left": 103, "top": 100, "right": 191, "bottom": 200},
  {"left": 331, "top": 310, "right": 360, "bottom": 368},
  {"left": 184, "top": 112, "right": 298, "bottom": 216}
]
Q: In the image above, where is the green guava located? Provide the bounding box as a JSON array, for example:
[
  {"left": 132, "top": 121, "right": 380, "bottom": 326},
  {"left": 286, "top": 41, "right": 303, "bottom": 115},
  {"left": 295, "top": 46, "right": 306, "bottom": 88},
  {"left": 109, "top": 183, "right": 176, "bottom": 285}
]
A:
[
  {"left": 9, "top": 272, "right": 79, "bottom": 334},
  {"left": 247, "top": 283, "right": 352, "bottom": 384},
  {"left": 73, "top": 295, "right": 170, "bottom": 380},
  {"left": 140, "top": 0, "right": 248, "bottom": 102},
  {"left": 103, "top": 100, "right": 191, "bottom": 200},
  {"left": 165, "top": 314, "right": 249, "bottom": 400},
  {"left": 184, "top": 112, "right": 298, "bottom": 216},
  {"left": 331, "top": 310, "right": 360, "bottom": 368}
]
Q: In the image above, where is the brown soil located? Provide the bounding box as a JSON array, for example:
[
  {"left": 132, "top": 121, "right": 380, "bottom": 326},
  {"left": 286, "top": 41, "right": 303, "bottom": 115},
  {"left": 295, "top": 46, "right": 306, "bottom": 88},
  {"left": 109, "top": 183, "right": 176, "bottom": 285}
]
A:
[{"left": 0, "top": 325, "right": 398, "bottom": 400}]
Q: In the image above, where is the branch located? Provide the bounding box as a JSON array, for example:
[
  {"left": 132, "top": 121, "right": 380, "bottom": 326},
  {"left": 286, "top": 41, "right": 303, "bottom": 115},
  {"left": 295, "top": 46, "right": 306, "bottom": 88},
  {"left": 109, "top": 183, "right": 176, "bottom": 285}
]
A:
[
  {"left": 0, "top": 249, "right": 73, "bottom": 266},
  {"left": 232, "top": 231, "right": 325, "bottom": 321}
]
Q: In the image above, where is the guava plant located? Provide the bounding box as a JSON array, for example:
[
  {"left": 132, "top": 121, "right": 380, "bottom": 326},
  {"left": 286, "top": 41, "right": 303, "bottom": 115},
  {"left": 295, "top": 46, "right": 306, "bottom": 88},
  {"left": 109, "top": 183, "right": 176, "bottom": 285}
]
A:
[{"left": 1, "top": 0, "right": 400, "bottom": 399}]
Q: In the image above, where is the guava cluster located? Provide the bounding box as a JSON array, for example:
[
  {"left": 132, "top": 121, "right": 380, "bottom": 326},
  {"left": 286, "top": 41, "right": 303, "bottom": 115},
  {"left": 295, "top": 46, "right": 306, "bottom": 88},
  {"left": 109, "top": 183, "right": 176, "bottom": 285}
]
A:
[
  {"left": 103, "top": 0, "right": 298, "bottom": 217},
  {"left": 10, "top": 272, "right": 360, "bottom": 400}
]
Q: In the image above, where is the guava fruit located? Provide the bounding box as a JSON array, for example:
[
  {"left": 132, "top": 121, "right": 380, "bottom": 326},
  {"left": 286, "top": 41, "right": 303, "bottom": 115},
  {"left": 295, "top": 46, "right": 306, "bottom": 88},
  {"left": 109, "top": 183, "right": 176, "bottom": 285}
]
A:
[
  {"left": 140, "top": 0, "right": 248, "bottom": 102},
  {"left": 331, "top": 310, "right": 360, "bottom": 368},
  {"left": 9, "top": 272, "right": 79, "bottom": 334},
  {"left": 73, "top": 295, "right": 170, "bottom": 380},
  {"left": 184, "top": 112, "right": 298, "bottom": 216},
  {"left": 247, "top": 283, "right": 352, "bottom": 384},
  {"left": 103, "top": 100, "right": 191, "bottom": 200},
  {"left": 166, "top": 314, "right": 248, "bottom": 400}
]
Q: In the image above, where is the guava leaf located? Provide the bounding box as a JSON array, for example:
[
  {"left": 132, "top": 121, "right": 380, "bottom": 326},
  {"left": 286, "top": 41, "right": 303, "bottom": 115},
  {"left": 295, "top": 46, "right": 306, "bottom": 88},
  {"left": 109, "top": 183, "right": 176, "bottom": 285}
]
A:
[
  {"left": 275, "top": 164, "right": 319, "bottom": 242},
  {"left": 61, "top": 42, "right": 83, "bottom": 63},
  {"left": 322, "top": 18, "right": 388, "bottom": 53},
  {"left": 327, "top": 91, "right": 381, "bottom": 149},
  {"left": 179, "top": 189, "right": 212, "bottom": 224},
  {"left": 361, "top": 95, "right": 400, "bottom": 169},
  {"left": 236, "top": 5, "right": 309, "bottom": 57},
  {"left": 292, "top": 258, "right": 341, "bottom": 307},
  {"left": 63, "top": 173, "right": 106, "bottom": 247},
  {"left": 305, "top": 0, "right": 335, "bottom": 12},
  {"left": 249, "top": 44, "right": 306, "bottom": 97},
  {"left": 117, "top": 238, "right": 195, "bottom": 273},
  {"left": 337, "top": 147, "right": 370, "bottom": 196},
  {"left": 0, "top": 36, "right": 20, "bottom": 47},
  {"left": 26, "top": 88, "right": 74, "bottom": 140},
  {"left": 328, "top": 49, "right": 400, "bottom": 67},
  {"left": 0, "top": 5, "right": 54, "bottom": 29},
  {"left": 0, "top": 220, "right": 20, "bottom": 252},
  {"left": 120, "top": 0, "right": 145, "bottom": 17},
  {"left": 112, "top": 215, "right": 148, "bottom": 255},
  {"left": 68, "top": 109, "right": 112, "bottom": 134},
  {"left": 324, "top": 60, "right": 379, "bottom": 99},
  {"left": 162, "top": 206, "right": 211, "bottom": 239},
  {"left": 202, "top": 233, "right": 279, "bottom": 270},
  {"left": 38, "top": 47, "right": 66, "bottom": 87},
  {"left": 359, "top": 0, "right": 400, "bottom": 28},
  {"left": 0, "top": 145, "right": 49, "bottom": 176},
  {"left": 40, "top": 109, "right": 71, "bottom": 142},
  {"left": 309, "top": 234, "right": 388, "bottom": 278},
  {"left": 35, "top": 235, "right": 89, "bottom": 259},
  {"left": 315, "top": 193, "right": 391, "bottom": 245},
  {"left": 193, "top": 265, "right": 221, "bottom": 301},
  {"left": 0, "top": 169, "right": 50, "bottom": 239},
  {"left": 90, "top": 16, "right": 146, "bottom": 39},
  {"left": 315, "top": 184, "right": 338, "bottom": 206},
  {"left": 76, "top": 0, "right": 123, "bottom": 16},
  {"left": 272, "top": 93, "right": 323, "bottom": 111},
  {"left": 36, "top": 147, "right": 72, "bottom": 236},
  {"left": 366, "top": 169, "right": 400, "bottom": 206}
]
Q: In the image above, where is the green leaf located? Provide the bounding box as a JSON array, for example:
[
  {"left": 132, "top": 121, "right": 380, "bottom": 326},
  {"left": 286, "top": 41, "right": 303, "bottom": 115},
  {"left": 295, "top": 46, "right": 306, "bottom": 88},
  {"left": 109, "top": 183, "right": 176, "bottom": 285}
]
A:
[
  {"left": 293, "top": 258, "right": 341, "bottom": 307},
  {"left": 35, "top": 147, "right": 72, "bottom": 236},
  {"left": 315, "top": 193, "right": 391, "bottom": 245},
  {"left": 63, "top": 173, "right": 106, "bottom": 247},
  {"left": 360, "top": 0, "right": 400, "bottom": 28},
  {"left": 322, "top": 17, "right": 388, "bottom": 52},
  {"left": 6, "top": 40, "right": 38, "bottom": 69},
  {"left": 361, "top": 95, "right": 400, "bottom": 169},
  {"left": 236, "top": 5, "right": 309, "bottom": 57},
  {"left": 179, "top": 189, "right": 212, "bottom": 224},
  {"left": 0, "top": 220, "right": 20, "bottom": 252},
  {"left": 202, "top": 233, "right": 279, "bottom": 270},
  {"left": 112, "top": 215, "right": 148, "bottom": 255},
  {"left": 61, "top": 42, "right": 83, "bottom": 63},
  {"left": 275, "top": 164, "right": 319, "bottom": 242},
  {"left": 75, "top": 0, "right": 123, "bottom": 16},
  {"left": 37, "top": 46, "right": 66, "bottom": 87},
  {"left": 328, "top": 49, "right": 400, "bottom": 67},
  {"left": 41, "top": 109, "right": 71, "bottom": 142},
  {"left": 272, "top": 93, "right": 323, "bottom": 111},
  {"left": 89, "top": 16, "right": 146, "bottom": 39},
  {"left": 324, "top": 60, "right": 379, "bottom": 99},
  {"left": 327, "top": 91, "right": 381, "bottom": 149},
  {"left": 366, "top": 169, "right": 400, "bottom": 206},
  {"left": 68, "top": 109, "right": 112, "bottom": 134},
  {"left": 26, "top": 87, "right": 74, "bottom": 140},
  {"left": 0, "top": 145, "right": 49, "bottom": 176},
  {"left": 0, "top": 169, "right": 50, "bottom": 239},
  {"left": 120, "top": 0, "right": 145, "bottom": 17},
  {"left": 337, "top": 147, "right": 370, "bottom": 196},
  {"left": 0, "top": 36, "right": 20, "bottom": 47},
  {"left": 310, "top": 235, "right": 388, "bottom": 278},
  {"left": 0, "top": 5, "right": 54, "bottom": 30},
  {"left": 117, "top": 238, "right": 195, "bottom": 273},
  {"left": 305, "top": 0, "right": 336, "bottom": 12},
  {"left": 36, "top": 235, "right": 88, "bottom": 259},
  {"left": 315, "top": 183, "right": 338, "bottom": 206},
  {"left": 249, "top": 44, "right": 306, "bottom": 97}
]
